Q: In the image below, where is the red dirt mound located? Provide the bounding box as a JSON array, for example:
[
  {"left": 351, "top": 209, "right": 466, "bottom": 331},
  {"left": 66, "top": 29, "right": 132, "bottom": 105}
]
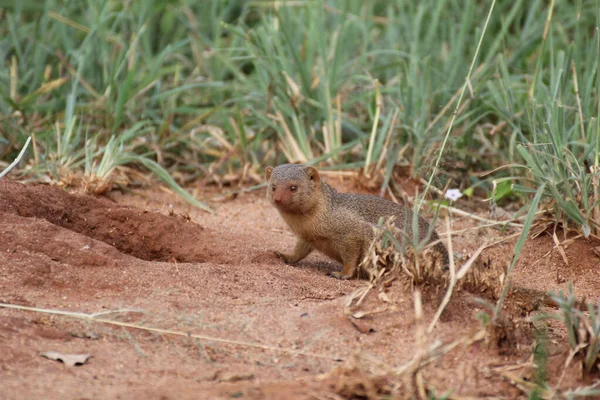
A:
[{"left": 0, "top": 180, "right": 215, "bottom": 263}]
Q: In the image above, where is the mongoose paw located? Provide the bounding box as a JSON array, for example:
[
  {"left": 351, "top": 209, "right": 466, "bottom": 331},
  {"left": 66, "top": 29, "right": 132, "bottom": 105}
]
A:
[
  {"left": 329, "top": 271, "right": 353, "bottom": 280},
  {"left": 274, "top": 251, "right": 292, "bottom": 264}
]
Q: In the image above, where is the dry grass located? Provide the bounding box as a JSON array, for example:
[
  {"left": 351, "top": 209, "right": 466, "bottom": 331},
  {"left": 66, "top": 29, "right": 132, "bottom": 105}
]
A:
[
  {"left": 335, "top": 211, "right": 554, "bottom": 398},
  {"left": 358, "top": 216, "right": 505, "bottom": 297},
  {"left": 333, "top": 206, "right": 600, "bottom": 398},
  {"left": 329, "top": 287, "right": 490, "bottom": 399}
]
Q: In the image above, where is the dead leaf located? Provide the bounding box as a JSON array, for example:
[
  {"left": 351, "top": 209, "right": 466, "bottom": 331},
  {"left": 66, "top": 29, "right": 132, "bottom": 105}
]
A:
[
  {"left": 593, "top": 246, "right": 600, "bottom": 258},
  {"left": 378, "top": 291, "right": 392, "bottom": 303},
  {"left": 41, "top": 351, "right": 91, "bottom": 367},
  {"left": 349, "top": 317, "right": 375, "bottom": 334},
  {"left": 351, "top": 307, "right": 388, "bottom": 319},
  {"left": 218, "top": 371, "right": 255, "bottom": 382}
]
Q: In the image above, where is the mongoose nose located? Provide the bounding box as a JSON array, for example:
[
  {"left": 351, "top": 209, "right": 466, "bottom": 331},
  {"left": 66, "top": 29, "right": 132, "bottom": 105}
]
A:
[{"left": 274, "top": 197, "right": 282, "bottom": 204}]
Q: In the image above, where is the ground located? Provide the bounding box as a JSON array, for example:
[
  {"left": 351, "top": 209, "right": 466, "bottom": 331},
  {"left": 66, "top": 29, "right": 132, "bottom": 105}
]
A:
[{"left": 1, "top": 177, "right": 599, "bottom": 399}]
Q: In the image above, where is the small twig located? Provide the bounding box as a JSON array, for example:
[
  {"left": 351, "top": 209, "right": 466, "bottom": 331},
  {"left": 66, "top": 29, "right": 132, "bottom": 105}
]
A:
[
  {"left": 552, "top": 229, "right": 569, "bottom": 266},
  {"left": 455, "top": 243, "right": 487, "bottom": 280},
  {"left": 418, "top": 178, "right": 445, "bottom": 197},
  {"left": 481, "top": 231, "right": 523, "bottom": 250},
  {"left": 395, "top": 289, "right": 426, "bottom": 376},
  {"left": 427, "top": 223, "right": 485, "bottom": 333},
  {"left": 90, "top": 308, "right": 146, "bottom": 318},
  {"left": 441, "top": 221, "right": 521, "bottom": 236},
  {"left": 436, "top": 203, "right": 525, "bottom": 228},
  {"left": 0, "top": 302, "right": 343, "bottom": 362},
  {"left": 534, "top": 253, "right": 558, "bottom": 276},
  {"left": 473, "top": 163, "right": 527, "bottom": 177},
  {"left": 557, "top": 343, "right": 587, "bottom": 388},
  {"left": 395, "top": 326, "right": 487, "bottom": 376},
  {"left": 417, "top": 184, "right": 551, "bottom": 234},
  {"left": 529, "top": 233, "right": 583, "bottom": 268}
]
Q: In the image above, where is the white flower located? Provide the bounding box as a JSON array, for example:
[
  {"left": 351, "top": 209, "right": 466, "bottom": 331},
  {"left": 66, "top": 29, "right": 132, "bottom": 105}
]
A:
[{"left": 445, "top": 188, "right": 463, "bottom": 201}]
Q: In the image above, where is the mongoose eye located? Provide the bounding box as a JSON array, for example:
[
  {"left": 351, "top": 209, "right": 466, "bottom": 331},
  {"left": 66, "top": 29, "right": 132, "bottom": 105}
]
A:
[
  {"left": 290, "top": 185, "right": 297, "bottom": 192},
  {"left": 271, "top": 185, "right": 276, "bottom": 191}
]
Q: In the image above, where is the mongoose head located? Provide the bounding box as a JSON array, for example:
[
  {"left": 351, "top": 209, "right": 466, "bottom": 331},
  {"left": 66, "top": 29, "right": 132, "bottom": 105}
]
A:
[{"left": 265, "top": 164, "right": 321, "bottom": 214}]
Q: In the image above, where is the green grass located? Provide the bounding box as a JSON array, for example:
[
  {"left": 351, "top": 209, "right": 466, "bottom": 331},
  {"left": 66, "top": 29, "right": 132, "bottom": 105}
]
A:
[{"left": 0, "top": 0, "right": 599, "bottom": 227}]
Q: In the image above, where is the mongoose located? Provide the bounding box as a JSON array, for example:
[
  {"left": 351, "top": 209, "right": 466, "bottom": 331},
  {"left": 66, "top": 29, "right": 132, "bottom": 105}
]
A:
[{"left": 265, "top": 164, "right": 449, "bottom": 279}]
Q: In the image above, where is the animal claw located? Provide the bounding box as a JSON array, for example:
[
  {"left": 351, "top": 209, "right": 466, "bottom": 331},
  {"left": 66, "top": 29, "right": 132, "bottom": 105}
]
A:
[
  {"left": 329, "top": 271, "right": 353, "bottom": 280},
  {"left": 274, "top": 251, "right": 291, "bottom": 264}
]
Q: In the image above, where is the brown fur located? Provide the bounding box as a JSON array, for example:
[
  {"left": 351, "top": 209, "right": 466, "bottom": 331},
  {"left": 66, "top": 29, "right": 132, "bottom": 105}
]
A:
[{"left": 266, "top": 164, "right": 449, "bottom": 279}]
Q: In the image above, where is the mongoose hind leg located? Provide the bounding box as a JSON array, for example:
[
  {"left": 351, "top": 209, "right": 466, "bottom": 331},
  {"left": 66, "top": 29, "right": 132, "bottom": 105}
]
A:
[
  {"left": 275, "top": 239, "right": 313, "bottom": 264},
  {"left": 329, "top": 267, "right": 355, "bottom": 280},
  {"left": 328, "top": 246, "right": 361, "bottom": 280}
]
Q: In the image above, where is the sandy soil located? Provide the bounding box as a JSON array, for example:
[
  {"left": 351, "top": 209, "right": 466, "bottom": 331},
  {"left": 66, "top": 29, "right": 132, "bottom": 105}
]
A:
[{"left": 1, "top": 178, "right": 599, "bottom": 399}]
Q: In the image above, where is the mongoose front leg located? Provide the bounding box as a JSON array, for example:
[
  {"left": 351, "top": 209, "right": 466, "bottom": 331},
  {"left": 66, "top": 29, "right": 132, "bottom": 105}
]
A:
[{"left": 275, "top": 239, "right": 313, "bottom": 264}]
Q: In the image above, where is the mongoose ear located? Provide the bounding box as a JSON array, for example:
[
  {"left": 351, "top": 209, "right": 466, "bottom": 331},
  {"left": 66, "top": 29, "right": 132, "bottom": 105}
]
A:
[
  {"left": 304, "top": 166, "right": 320, "bottom": 185},
  {"left": 265, "top": 166, "right": 274, "bottom": 181}
]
